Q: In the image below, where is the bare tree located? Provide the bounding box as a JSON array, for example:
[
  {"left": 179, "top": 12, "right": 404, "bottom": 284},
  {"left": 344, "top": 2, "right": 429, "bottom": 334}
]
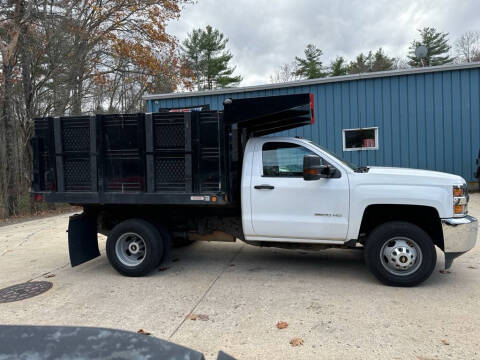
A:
[
  {"left": 0, "top": 0, "right": 193, "bottom": 218},
  {"left": 270, "top": 62, "right": 300, "bottom": 83},
  {"left": 455, "top": 31, "right": 480, "bottom": 63},
  {"left": 393, "top": 58, "right": 410, "bottom": 70},
  {"left": 0, "top": 0, "right": 35, "bottom": 216}
]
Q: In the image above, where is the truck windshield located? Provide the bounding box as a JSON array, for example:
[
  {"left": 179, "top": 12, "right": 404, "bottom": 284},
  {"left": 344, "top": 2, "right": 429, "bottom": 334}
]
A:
[{"left": 305, "top": 140, "right": 358, "bottom": 171}]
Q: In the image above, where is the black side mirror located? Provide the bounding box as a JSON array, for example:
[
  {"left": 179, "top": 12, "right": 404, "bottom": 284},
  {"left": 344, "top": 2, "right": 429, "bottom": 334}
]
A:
[
  {"left": 303, "top": 155, "right": 338, "bottom": 180},
  {"left": 303, "top": 155, "right": 324, "bottom": 180}
]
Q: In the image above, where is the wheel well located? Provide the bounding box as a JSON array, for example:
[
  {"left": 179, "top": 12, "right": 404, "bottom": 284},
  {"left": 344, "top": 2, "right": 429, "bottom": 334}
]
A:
[{"left": 359, "top": 204, "right": 444, "bottom": 250}]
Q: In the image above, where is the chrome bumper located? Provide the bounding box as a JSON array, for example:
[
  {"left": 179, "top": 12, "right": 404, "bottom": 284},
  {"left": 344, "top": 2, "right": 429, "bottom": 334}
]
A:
[
  {"left": 441, "top": 215, "right": 478, "bottom": 269},
  {"left": 441, "top": 215, "right": 478, "bottom": 253}
]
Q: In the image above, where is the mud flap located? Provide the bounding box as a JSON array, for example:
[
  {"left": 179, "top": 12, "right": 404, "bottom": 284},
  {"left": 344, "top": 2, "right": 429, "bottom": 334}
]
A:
[
  {"left": 68, "top": 212, "right": 100, "bottom": 267},
  {"left": 444, "top": 252, "right": 464, "bottom": 270}
]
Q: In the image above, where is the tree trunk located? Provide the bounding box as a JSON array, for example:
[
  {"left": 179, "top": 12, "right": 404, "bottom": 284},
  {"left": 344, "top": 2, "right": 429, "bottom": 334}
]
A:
[
  {"left": 1, "top": 63, "right": 19, "bottom": 216},
  {"left": 0, "top": 126, "right": 7, "bottom": 218},
  {"left": 20, "top": 33, "right": 36, "bottom": 213}
]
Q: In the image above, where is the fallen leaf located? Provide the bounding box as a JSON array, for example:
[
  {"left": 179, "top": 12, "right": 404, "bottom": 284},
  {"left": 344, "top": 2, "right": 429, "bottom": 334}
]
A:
[
  {"left": 290, "top": 338, "right": 304, "bottom": 347},
  {"left": 439, "top": 270, "right": 451, "bottom": 274},
  {"left": 44, "top": 273, "right": 55, "bottom": 278},
  {"left": 186, "top": 313, "right": 209, "bottom": 321},
  {"left": 441, "top": 339, "right": 449, "bottom": 345},
  {"left": 137, "top": 329, "right": 151, "bottom": 335},
  {"left": 158, "top": 267, "right": 170, "bottom": 272},
  {"left": 276, "top": 321, "right": 288, "bottom": 329}
]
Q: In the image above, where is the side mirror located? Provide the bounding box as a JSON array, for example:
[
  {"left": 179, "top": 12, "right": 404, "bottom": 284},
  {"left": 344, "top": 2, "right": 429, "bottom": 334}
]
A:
[
  {"left": 303, "top": 155, "right": 338, "bottom": 180},
  {"left": 304, "top": 155, "right": 325, "bottom": 180}
]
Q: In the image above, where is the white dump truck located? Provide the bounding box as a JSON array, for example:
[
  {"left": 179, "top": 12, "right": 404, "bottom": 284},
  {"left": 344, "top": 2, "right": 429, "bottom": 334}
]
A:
[{"left": 32, "top": 94, "right": 477, "bottom": 286}]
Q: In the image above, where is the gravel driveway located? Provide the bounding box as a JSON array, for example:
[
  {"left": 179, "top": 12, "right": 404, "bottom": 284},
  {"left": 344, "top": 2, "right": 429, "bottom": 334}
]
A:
[{"left": 1, "top": 196, "right": 480, "bottom": 359}]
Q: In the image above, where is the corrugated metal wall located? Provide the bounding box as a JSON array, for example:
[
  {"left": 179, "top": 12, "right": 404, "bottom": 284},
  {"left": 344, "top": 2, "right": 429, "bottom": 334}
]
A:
[{"left": 147, "top": 67, "right": 480, "bottom": 182}]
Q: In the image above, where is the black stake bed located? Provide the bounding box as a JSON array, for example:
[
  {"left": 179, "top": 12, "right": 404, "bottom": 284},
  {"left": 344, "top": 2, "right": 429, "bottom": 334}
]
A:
[{"left": 31, "top": 94, "right": 314, "bottom": 207}]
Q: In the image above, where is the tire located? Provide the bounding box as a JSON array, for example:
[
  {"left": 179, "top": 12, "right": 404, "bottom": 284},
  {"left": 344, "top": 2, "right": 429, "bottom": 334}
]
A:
[
  {"left": 106, "top": 219, "right": 166, "bottom": 277},
  {"left": 364, "top": 221, "right": 437, "bottom": 287},
  {"left": 155, "top": 223, "right": 172, "bottom": 263}
]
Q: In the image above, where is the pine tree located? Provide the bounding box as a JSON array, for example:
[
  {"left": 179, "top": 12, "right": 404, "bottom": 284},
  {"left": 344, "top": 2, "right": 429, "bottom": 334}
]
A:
[
  {"left": 182, "top": 25, "right": 242, "bottom": 90},
  {"left": 371, "top": 48, "right": 395, "bottom": 72},
  {"left": 348, "top": 52, "right": 372, "bottom": 74},
  {"left": 181, "top": 29, "right": 204, "bottom": 90},
  {"left": 294, "top": 44, "right": 326, "bottom": 79},
  {"left": 347, "top": 48, "right": 395, "bottom": 74},
  {"left": 408, "top": 27, "right": 454, "bottom": 67},
  {"left": 329, "top": 56, "right": 348, "bottom": 76}
]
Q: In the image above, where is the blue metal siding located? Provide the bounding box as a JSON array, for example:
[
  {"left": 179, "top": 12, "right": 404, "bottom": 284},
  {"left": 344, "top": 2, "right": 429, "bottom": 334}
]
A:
[{"left": 147, "top": 68, "right": 480, "bottom": 181}]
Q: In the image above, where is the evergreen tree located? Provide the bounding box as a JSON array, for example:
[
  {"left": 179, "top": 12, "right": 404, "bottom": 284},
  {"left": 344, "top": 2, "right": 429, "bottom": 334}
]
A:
[
  {"left": 294, "top": 44, "right": 327, "bottom": 79},
  {"left": 182, "top": 25, "right": 242, "bottom": 90},
  {"left": 408, "top": 27, "right": 453, "bottom": 67},
  {"left": 348, "top": 48, "right": 395, "bottom": 74},
  {"left": 371, "top": 48, "right": 395, "bottom": 72},
  {"left": 348, "top": 52, "right": 372, "bottom": 74},
  {"left": 329, "top": 56, "right": 348, "bottom": 76},
  {"left": 182, "top": 29, "right": 204, "bottom": 89}
]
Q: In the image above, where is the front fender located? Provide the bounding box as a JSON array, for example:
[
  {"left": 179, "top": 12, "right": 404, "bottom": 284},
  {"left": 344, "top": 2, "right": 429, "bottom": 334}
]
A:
[{"left": 347, "top": 184, "right": 451, "bottom": 240}]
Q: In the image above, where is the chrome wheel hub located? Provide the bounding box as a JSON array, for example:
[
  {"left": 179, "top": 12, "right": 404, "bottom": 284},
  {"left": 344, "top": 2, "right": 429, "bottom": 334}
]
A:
[
  {"left": 115, "top": 232, "right": 147, "bottom": 267},
  {"left": 380, "top": 237, "right": 423, "bottom": 276},
  {"left": 128, "top": 242, "right": 140, "bottom": 254}
]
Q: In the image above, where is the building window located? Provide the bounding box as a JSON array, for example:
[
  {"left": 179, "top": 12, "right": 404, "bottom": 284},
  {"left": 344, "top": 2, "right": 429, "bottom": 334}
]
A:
[{"left": 342, "top": 127, "right": 378, "bottom": 151}]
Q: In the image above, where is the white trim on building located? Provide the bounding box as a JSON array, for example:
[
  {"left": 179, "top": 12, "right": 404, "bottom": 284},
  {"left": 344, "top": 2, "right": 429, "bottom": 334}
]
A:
[
  {"left": 143, "top": 62, "right": 480, "bottom": 100},
  {"left": 342, "top": 127, "right": 379, "bottom": 151}
]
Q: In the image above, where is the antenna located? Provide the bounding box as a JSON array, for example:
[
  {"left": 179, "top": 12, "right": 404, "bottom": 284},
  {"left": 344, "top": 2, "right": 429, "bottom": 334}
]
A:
[{"left": 415, "top": 45, "right": 428, "bottom": 66}]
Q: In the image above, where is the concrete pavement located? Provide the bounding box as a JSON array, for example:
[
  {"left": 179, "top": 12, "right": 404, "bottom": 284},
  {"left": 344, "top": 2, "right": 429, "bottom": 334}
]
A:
[{"left": 1, "top": 197, "right": 480, "bottom": 359}]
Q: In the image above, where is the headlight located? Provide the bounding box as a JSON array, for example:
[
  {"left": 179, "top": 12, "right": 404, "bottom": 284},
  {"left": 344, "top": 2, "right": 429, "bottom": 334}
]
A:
[
  {"left": 453, "top": 184, "right": 468, "bottom": 217},
  {"left": 453, "top": 186, "right": 464, "bottom": 197}
]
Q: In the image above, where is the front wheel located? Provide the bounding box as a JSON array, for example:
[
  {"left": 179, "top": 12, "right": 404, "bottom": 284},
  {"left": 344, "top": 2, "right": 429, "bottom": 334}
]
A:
[{"left": 364, "top": 221, "right": 437, "bottom": 286}]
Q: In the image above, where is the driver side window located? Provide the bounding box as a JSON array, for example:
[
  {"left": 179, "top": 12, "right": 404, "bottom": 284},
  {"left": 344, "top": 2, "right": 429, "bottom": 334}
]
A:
[{"left": 262, "top": 142, "right": 322, "bottom": 177}]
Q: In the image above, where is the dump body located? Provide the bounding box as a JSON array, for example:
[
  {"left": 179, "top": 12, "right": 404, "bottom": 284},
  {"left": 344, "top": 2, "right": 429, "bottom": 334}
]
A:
[
  {"left": 32, "top": 111, "right": 230, "bottom": 206},
  {"left": 31, "top": 94, "right": 314, "bottom": 207}
]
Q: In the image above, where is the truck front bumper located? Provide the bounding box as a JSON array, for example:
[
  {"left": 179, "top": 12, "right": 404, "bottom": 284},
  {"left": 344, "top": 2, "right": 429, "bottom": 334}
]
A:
[{"left": 441, "top": 215, "right": 478, "bottom": 269}]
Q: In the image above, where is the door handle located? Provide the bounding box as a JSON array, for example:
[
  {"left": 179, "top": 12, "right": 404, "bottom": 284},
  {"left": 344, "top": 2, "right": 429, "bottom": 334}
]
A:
[{"left": 254, "top": 184, "right": 274, "bottom": 190}]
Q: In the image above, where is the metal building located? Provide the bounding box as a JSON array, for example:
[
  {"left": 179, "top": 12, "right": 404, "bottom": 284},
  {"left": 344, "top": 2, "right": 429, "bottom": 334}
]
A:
[{"left": 144, "top": 62, "right": 480, "bottom": 183}]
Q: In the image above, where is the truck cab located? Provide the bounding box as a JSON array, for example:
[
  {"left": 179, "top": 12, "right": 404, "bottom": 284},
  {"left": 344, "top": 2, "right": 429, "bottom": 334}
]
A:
[
  {"left": 240, "top": 136, "right": 477, "bottom": 286},
  {"left": 242, "top": 137, "right": 349, "bottom": 243}
]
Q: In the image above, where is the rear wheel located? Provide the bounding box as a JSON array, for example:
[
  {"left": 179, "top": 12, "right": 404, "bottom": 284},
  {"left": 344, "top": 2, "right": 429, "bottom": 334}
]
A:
[
  {"left": 107, "top": 219, "right": 166, "bottom": 277},
  {"left": 364, "top": 221, "right": 437, "bottom": 286}
]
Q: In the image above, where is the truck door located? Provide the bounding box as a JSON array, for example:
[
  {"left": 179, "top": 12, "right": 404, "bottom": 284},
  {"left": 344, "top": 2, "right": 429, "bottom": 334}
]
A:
[{"left": 249, "top": 140, "right": 349, "bottom": 241}]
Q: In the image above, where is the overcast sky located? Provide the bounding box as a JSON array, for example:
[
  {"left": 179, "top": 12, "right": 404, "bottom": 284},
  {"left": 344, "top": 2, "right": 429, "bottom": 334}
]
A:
[{"left": 167, "top": 0, "right": 480, "bottom": 86}]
